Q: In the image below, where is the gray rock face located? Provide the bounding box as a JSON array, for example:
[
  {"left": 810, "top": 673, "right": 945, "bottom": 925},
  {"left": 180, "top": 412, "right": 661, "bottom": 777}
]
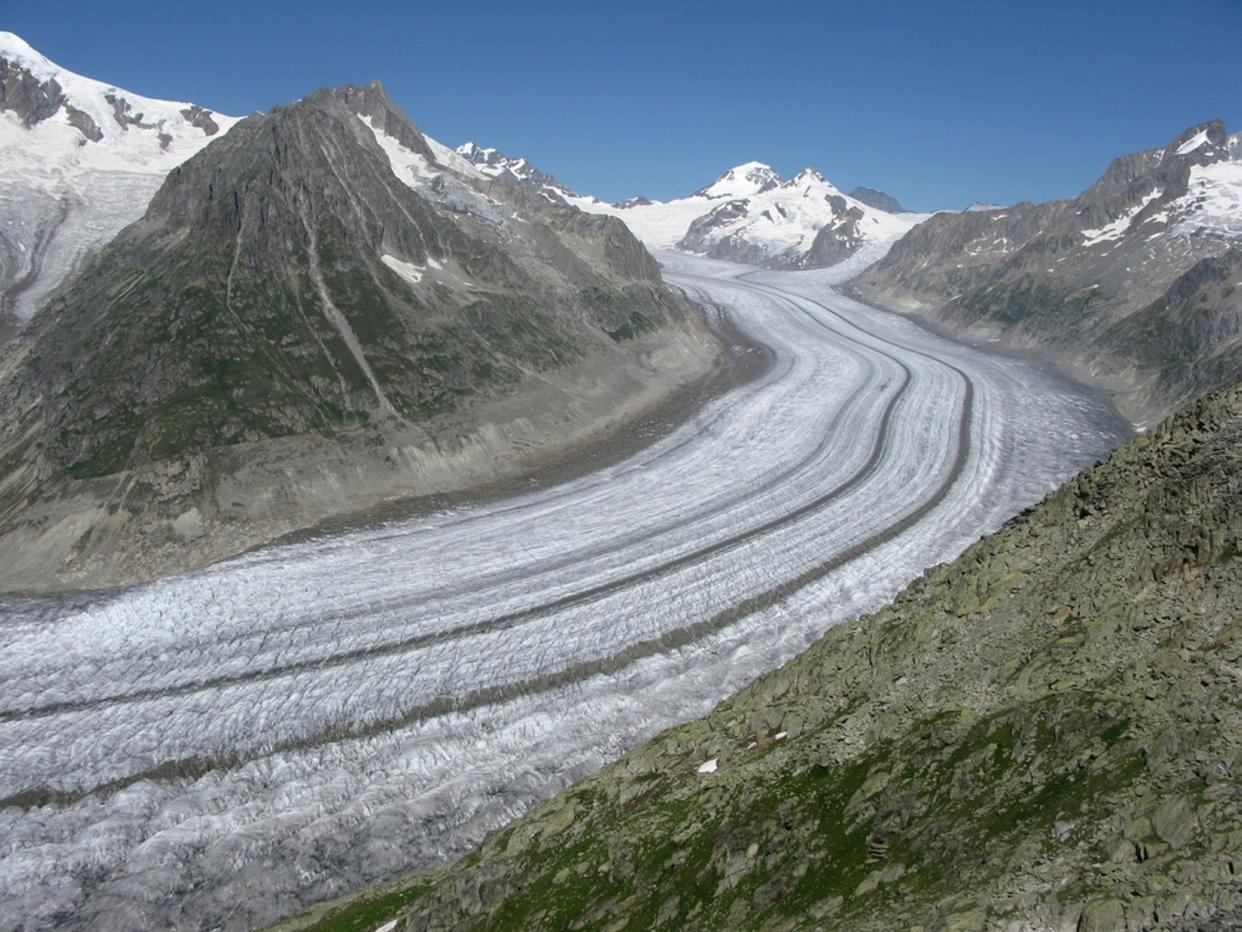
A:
[
  {"left": 798, "top": 195, "right": 866, "bottom": 267},
  {"left": 852, "top": 120, "right": 1242, "bottom": 425},
  {"left": 179, "top": 104, "right": 220, "bottom": 136},
  {"left": 0, "top": 81, "right": 718, "bottom": 592},
  {"left": 0, "top": 57, "right": 103, "bottom": 143},
  {"left": 848, "top": 186, "right": 906, "bottom": 213},
  {"left": 0, "top": 57, "right": 64, "bottom": 127}
]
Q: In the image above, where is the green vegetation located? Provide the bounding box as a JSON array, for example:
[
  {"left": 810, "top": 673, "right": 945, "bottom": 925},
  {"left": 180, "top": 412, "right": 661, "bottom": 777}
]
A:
[{"left": 607, "top": 311, "right": 655, "bottom": 342}]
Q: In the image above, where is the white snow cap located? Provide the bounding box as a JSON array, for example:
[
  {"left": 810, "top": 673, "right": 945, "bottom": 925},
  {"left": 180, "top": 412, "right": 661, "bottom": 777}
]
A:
[
  {"left": 456, "top": 140, "right": 498, "bottom": 162},
  {"left": 0, "top": 32, "right": 242, "bottom": 321},
  {"left": 699, "top": 161, "right": 783, "bottom": 199},
  {"left": 0, "top": 30, "right": 239, "bottom": 155}
]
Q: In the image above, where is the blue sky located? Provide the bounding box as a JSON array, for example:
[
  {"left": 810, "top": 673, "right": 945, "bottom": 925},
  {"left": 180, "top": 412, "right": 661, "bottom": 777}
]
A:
[{"left": 6, "top": 0, "right": 1240, "bottom": 210}]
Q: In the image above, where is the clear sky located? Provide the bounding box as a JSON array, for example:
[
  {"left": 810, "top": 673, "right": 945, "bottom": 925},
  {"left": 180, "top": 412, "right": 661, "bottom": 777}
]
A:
[{"left": 6, "top": 0, "right": 1240, "bottom": 210}]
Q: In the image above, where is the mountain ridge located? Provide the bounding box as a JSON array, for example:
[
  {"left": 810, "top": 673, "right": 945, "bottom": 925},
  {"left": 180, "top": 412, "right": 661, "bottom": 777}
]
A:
[
  {"left": 450, "top": 142, "right": 926, "bottom": 269},
  {"left": 851, "top": 119, "right": 1242, "bottom": 426}
]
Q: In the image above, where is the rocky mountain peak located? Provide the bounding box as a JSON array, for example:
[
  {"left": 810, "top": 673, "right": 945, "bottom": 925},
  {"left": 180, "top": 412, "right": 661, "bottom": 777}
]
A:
[
  {"left": 456, "top": 140, "right": 501, "bottom": 165},
  {"left": 6, "top": 72, "right": 693, "bottom": 480},
  {"left": 1164, "top": 118, "right": 1231, "bottom": 164},
  {"left": 1070, "top": 118, "right": 1239, "bottom": 238},
  {"left": 319, "top": 80, "right": 436, "bottom": 161},
  {"left": 849, "top": 185, "right": 907, "bottom": 213},
  {"left": 454, "top": 138, "right": 574, "bottom": 195},
  {"left": 854, "top": 118, "right": 1242, "bottom": 426}
]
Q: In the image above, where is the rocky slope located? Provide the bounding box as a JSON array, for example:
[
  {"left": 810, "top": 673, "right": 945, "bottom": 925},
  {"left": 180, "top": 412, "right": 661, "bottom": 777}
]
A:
[
  {"left": 271, "top": 381, "right": 1242, "bottom": 931},
  {"left": 0, "top": 32, "right": 238, "bottom": 342},
  {"left": 852, "top": 120, "right": 1242, "bottom": 426},
  {"left": 455, "top": 143, "right": 925, "bottom": 268},
  {"left": 848, "top": 185, "right": 907, "bottom": 214},
  {"left": 0, "top": 80, "right": 718, "bottom": 593}
]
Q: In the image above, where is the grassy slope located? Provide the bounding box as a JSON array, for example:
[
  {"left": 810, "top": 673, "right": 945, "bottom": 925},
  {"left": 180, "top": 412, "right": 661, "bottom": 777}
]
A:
[{"left": 270, "top": 381, "right": 1242, "bottom": 932}]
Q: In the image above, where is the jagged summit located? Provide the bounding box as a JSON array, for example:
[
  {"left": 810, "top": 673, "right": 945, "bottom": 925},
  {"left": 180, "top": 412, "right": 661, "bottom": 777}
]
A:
[
  {"left": 793, "top": 166, "right": 828, "bottom": 185},
  {"left": 455, "top": 139, "right": 575, "bottom": 196},
  {"left": 450, "top": 141, "right": 925, "bottom": 268}
]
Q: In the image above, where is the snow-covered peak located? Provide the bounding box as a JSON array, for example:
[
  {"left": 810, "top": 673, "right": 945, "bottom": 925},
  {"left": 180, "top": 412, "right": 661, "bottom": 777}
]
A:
[
  {"left": 454, "top": 139, "right": 574, "bottom": 196},
  {"left": 0, "top": 31, "right": 239, "bottom": 170},
  {"left": 0, "top": 31, "right": 46, "bottom": 68},
  {"left": 790, "top": 167, "right": 828, "bottom": 186},
  {"left": 0, "top": 34, "right": 241, "bottom": 324},
  {"left": 440, "top": 140, "right": 925, "bottom": 269},
  {"left": 697, "top": 161, "right": 783, "bottom": 199},
  {"left": 456, "top": 141, "right": 503, "bottom": 169}
]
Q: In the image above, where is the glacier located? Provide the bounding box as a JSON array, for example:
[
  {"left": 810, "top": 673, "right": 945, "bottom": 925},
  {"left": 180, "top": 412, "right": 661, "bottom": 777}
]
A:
[{"left": 0, "top": 256, "right": 1129, "bottom": 930}]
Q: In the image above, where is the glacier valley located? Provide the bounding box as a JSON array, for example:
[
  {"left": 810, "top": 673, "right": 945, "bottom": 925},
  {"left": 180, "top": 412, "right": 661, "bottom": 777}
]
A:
[{"left": 0, "top": 255, "right": 1129, "bottom": 931}]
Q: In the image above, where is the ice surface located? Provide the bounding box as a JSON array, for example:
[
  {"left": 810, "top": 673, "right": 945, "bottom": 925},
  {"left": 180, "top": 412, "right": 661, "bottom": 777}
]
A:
[
  {"left": 0, "top": 256, "right": 1129, "bottom": 931},
  {"left": 1171, "top": 160, "right": 1242, "bottom": 239}
]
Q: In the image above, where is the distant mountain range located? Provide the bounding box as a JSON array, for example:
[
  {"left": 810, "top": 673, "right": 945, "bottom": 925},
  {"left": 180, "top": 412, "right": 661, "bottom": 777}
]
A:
[
  {"left": 457, "top": 144, "right": 926, "bottom": 268},
  {"left": 2, "top": 29, "right": 1239, "bottom": 584},
  {"left": 852, "top": 119, "right": 1242, "bottom": 425}
]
